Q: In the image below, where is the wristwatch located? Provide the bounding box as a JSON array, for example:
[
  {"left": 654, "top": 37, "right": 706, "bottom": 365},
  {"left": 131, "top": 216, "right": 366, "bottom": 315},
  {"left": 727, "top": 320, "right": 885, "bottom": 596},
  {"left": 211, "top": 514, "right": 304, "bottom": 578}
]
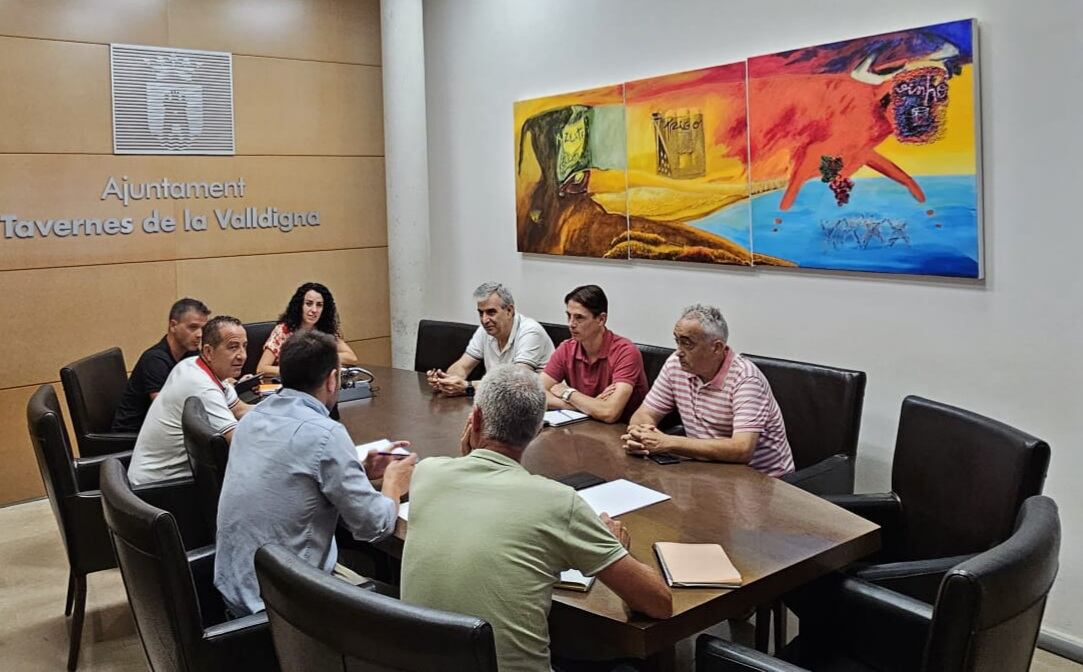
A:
[
  {"left": 465, "top": 380, "right": 475, "bottom": 397},
  {"left": 561, "top": 387, "right": 577, "bottom": 402}
]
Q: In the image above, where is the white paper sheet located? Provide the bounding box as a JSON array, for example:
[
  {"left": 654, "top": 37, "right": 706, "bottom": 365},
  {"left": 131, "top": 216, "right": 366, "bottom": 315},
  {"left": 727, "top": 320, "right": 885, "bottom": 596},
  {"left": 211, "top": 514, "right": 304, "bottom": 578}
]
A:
[
  {"left": 577, "top": 478, "right": 670, "bottom": 517},
  {"left": 398, "top": 501, "right": 409, "bottom": 521}
]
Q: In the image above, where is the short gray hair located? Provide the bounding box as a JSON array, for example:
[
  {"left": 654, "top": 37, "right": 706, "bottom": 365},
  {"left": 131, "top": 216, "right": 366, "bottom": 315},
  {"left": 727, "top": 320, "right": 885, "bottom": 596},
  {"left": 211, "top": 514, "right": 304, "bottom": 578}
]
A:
[
  {"left": 475, "top": 365, "right": 545, "bottom": 448},
  {"left": 473, "top": 281, "right": 514, "bottom": 308},
  {"left": 679, "top": 304, "right": 729, "bottom": 343}
]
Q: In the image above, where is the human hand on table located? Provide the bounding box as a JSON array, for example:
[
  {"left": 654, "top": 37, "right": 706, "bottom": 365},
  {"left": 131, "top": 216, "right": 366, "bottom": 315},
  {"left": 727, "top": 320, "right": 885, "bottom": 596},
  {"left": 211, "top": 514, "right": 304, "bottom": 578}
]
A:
[
  {"left": 601, "top": 513, "right": 631, "bottom": 550},
  {"left": 363, "top": 440, "right": 413, "bottom": 480},
  {"left": 427, "top": 369, "right": 468, "bottom": 396},
  {"left": 621, "top": 424, "right": 669, "bottom": 456}
]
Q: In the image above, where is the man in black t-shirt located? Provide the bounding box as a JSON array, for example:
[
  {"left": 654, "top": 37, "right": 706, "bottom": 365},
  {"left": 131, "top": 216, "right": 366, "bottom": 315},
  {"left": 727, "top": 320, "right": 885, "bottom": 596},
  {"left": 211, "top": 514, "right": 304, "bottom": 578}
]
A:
[{"left": 112, "top": 298, "right": 211, "bottom": 433}]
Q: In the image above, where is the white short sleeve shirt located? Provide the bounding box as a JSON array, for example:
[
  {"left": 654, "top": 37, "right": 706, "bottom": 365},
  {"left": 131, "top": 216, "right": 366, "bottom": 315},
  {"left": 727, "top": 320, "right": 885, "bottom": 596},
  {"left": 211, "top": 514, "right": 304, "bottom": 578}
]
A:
[
  {"left": 127, "top": 356, "right": 238, "bottom": 485},
  {"left": 464, "top": 313, "right": 554, "bottom": 372}
]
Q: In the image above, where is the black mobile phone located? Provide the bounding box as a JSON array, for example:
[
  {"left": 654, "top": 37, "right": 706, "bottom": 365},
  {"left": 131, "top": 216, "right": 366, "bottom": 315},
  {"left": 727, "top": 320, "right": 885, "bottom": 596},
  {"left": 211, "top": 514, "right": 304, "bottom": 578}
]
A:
[{"left": 648, "top": 453, "right": 681, "bottom": 465}]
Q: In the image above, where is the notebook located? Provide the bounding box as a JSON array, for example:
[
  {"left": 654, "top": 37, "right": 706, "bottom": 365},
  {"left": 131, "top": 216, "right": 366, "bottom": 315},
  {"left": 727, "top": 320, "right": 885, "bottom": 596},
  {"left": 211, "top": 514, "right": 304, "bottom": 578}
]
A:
[
  {"left": 653, "top": 542, "right": 743, "bottom": 588},
  {"left": 556, "top": 569, "right": 595, "bottom": 592},
  {"left": 543, "top": 409, "right": 589, "bottom": 427}
]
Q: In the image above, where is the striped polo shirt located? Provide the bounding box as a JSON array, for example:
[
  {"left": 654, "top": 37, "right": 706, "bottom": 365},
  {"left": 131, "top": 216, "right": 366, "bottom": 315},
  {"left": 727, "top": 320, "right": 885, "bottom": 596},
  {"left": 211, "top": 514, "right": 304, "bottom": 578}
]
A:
[{"left": 642, "top": 350, "right": 794, "bottom": 477}]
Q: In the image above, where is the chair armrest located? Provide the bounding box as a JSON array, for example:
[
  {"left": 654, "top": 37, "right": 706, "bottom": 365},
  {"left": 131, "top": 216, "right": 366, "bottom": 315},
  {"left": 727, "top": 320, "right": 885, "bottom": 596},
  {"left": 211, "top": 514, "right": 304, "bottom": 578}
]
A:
[
  {"left": 79, "top": 433, "right": 138, "bottom": 457},
  {"left": 851, "top": 554, "right": 975, "bottom": 604},
  {"left": 781, "top": 454, "right": 854, "bottom": 496},
  {"left": 823, "top": 576, "right": 933, "bottom": 671},
  {"left": 201, "top": 612, "right": 279, "bottom": 670},
  {"left": 74, "top": 451, "right": 133, "bottom": 491},
  {"left": 132, "top": 478, "right": 212, "bottom": 549},
  {"left": 696, "top": 635, "right": 808, "bottom": 672},
  {"left": 825, "top": 492, "right": 902, "bottom": 558}
]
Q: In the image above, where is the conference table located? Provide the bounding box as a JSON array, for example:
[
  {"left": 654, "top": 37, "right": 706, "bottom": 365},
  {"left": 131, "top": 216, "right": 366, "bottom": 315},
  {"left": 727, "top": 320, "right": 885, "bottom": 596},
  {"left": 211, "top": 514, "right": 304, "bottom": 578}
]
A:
[{"left": 336, "top": 366, "right": 880, "bottom": 665}]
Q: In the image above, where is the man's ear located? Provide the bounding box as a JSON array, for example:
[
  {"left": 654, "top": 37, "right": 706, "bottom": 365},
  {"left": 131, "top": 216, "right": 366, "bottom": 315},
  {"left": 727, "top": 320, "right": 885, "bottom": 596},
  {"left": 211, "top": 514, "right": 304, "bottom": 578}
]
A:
[
  {"left": 470, "top": 405, "right": 483, "bottom": 440},
  {"left": 598, "top": 312, "right": 608, "bottom": 327},
  {"left": 326, "top": 367, "right": 339, "bottom": 393},
  {"left": 201, "top": 342, "right": 213, "bottom": 359}
]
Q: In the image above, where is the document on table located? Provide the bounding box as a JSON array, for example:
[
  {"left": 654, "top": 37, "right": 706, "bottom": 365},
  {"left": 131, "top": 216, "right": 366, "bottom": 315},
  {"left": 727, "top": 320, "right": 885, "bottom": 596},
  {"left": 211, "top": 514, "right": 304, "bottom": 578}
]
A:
[
  {"left": 576, "top": 479, "right": 670, "bottom": 517},
  {"left": 355, "top": 438, "right": 410, "bottom": 462},
  {"left": 543, "top": 409, "right": 589, "bottom": 427},
  {"left": 398, "top": 501, "right": 409, "bottom": 522},
  {"left": 556, "top": 568, "right": 595, "bottom": 592}
]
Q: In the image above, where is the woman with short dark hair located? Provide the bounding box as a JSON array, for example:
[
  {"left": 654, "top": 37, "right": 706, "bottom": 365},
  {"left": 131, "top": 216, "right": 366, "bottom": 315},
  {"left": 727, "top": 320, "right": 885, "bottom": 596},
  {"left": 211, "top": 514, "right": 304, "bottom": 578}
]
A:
[{"left": 256, "top": 282, "right": 358, "bottom": 378}]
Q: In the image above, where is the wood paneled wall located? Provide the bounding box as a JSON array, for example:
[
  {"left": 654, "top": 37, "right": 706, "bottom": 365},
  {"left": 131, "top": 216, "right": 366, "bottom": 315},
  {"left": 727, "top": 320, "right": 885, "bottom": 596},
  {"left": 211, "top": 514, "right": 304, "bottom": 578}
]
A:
[{"left": 0, "top": 0, "right": 389, "bottom": 505}]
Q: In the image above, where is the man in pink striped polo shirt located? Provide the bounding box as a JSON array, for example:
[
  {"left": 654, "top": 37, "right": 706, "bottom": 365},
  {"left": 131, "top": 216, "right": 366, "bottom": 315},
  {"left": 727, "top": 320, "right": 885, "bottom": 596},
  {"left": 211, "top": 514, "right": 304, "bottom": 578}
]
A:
[{"left": 622, "top": 305, "right": 794, "bottom": 477}]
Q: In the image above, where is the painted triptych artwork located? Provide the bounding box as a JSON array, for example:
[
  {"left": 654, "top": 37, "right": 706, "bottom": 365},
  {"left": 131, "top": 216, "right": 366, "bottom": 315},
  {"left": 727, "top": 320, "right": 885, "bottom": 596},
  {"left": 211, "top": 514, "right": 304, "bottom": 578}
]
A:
[{"left": 513, "top": 19, "right": 981, "bottom": 278}]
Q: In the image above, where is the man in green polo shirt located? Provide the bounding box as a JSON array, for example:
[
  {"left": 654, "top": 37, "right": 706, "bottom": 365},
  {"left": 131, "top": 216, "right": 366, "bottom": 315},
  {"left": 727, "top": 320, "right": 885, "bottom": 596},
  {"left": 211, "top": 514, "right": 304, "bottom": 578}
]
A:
[{"left": 400, "top": 365, "right": 672, "bottom": 672}]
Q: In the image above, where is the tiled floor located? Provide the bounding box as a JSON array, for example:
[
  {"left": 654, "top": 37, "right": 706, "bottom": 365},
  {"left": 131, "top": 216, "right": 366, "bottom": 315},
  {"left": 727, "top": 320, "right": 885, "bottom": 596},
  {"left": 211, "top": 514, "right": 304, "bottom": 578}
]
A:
[{"left": 0, "top": 498, "right": 1078, "bottom": 671}]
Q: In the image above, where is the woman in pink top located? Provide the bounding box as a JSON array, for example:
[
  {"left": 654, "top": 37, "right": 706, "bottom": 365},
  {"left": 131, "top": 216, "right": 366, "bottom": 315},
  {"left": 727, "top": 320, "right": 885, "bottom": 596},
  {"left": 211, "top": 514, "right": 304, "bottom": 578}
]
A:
[{"left": 256, "top": 282, "right": 358, "bottom": 378}]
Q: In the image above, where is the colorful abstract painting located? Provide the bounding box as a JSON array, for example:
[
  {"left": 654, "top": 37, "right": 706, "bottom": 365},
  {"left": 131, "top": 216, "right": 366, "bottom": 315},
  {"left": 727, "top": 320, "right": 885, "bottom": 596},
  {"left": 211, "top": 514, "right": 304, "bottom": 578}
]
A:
[
  {"left": 747, "top": 19, "right": 981, "bottom": 277},
  {"left": 513, "top": 19, "right": 982, "bottom": 278},
  {"left": 617, "top": 64, "right": 786, "bottom": 266},
  {"left": 514, "top": 84, "right": 629, "bottom": 258}
]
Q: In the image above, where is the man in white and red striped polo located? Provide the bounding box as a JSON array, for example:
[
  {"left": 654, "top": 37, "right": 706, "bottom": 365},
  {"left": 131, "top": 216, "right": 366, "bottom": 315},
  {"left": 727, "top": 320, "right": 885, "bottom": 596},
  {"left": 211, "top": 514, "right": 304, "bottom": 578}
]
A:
[{"left": 622, "top": 305, "right": 794, "bottom": 477}]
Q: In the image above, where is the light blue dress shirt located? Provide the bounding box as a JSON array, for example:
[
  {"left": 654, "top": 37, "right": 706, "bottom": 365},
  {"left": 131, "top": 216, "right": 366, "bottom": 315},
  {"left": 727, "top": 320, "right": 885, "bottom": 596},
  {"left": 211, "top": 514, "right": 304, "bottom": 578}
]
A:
[{"left": 214, "top": 388, "right": 397, "bottom": 615}]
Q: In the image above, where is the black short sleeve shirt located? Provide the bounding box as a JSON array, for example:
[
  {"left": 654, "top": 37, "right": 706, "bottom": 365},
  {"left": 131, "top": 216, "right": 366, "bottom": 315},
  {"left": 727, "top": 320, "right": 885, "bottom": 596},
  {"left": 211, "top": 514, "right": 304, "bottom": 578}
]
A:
[{"left": 111, "top": 337, "right": 192, "bottom": 433}]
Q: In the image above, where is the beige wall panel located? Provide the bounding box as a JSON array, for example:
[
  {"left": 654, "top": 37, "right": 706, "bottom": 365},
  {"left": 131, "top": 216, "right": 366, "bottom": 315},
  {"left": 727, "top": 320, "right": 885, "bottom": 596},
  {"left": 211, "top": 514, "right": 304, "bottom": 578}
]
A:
[
  {"left": 233, "top": 57, "right": 383, "bottom": 156},
  {"left": 176, "top": 248, "right": 389, "bottom": 341},
  {"left": 0, "top": 0, "right": 168, "bottom": 46},
  {"left": 167, "top": 0, "right": 380, "bottom": 65},
  {"left": 0, "top": 262, "right": 177, "bottom": 390},
  {"left": 0, "top": 156, "right": 386, "bottom": 271},
  {"left": 348, "top": 337, "right": 391, "bottom": 367},
  {"left": 0, "top": 38, "right": 112, "bottom": 154},
  {"left": 166, "top": 156, "right": 387, "bottom": 257},
  {"left": 0, "top": 385, "right": 47, "bottom": 505},
  {"left": 0, "top": 155, "right": 178, "bottom": 271}
]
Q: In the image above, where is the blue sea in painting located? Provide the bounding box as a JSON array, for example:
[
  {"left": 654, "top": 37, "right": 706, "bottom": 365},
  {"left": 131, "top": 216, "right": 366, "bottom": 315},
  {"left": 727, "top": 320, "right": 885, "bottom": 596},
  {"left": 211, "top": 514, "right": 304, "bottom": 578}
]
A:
[{"left": 690, "top": 175, "right": 980, "bottom": 277}]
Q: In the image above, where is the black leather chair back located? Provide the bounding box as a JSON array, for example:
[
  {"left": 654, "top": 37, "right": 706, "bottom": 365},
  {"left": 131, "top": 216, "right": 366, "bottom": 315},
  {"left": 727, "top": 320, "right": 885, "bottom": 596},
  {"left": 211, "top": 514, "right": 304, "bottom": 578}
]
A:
[
  {"left": 743, "top": 354, "right": 866, "bottom": 471},
  {"left": 892, "top": 396, "right": 1050, "bottom": 561},
  {"left": 28, "top": 385, "right": 80, "bottom": 559},
  {"left": 256, "top": 544, "right": 498, "bottom": 671},
  {"left": 242, "top": 321, "right": 277, "bottom": 377},
  {"left": 924, "top": 496, "right": 1059, "bottom": 672},
  {"left": 60, "top": 347, "right": 128, "bottom": 455},
  {"left": 637, "top": 343, "right": 675, "bottom": 387},
  {"left": 414, "top": 319, "right": 481, "bottom": 376},
  {"left": 539, "top": 321, "right": 571, "bottom": 347},
  {"left": 100, "top": 458, "right": 207, "bottom": 670},
  {"left": 182, "top": 397, "right": 230, "bottom": 539}
]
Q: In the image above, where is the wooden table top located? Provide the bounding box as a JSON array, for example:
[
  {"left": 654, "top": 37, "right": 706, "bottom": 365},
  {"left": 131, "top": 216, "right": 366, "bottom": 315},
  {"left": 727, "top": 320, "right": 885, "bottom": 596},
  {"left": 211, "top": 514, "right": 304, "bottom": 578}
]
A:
[{"left": 337, "top": 366, "right": 880, "bottom": 658}]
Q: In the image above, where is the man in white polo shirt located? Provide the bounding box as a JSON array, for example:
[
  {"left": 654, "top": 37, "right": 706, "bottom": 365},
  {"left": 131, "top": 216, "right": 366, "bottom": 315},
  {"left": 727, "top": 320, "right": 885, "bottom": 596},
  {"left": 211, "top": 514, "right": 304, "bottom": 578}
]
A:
[
  {"left": 127, "top": 315, "right": 254, "bottom": 485},
  {"left": 622, "top": 304, "right": 794, "bottom": 477},
  {"left": 426, "top": 281, "right": 554, "bottom": 396}
]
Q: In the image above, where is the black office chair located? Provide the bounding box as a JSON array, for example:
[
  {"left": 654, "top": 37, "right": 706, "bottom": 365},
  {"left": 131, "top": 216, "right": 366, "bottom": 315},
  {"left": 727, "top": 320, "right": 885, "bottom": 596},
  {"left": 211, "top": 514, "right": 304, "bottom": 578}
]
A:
[
  {"left": 540, "top": 321, "right": 571, "bottom": 347},
  {"left": 182, "top": 397, "right": 230, "bottom": 539},
  {"left": 414, "top": 319, "right": 484, "bottom": 379},
  {"left": 255, "top": 543, "right": 497, "bottom": 671},
  {"left": 28, "top": 386, "right": 207, "bottom": 670},
  {"left": 60, "top": 347, "right": 137, "bottom": 457},
  {"left": 242, "top": 321, "right": 277, "bottom": 377},
  {"left": 100, "top": 459, "right": 279, "bottom": 671},
  {"left": 637, "top": 343, "right": 675, "bottom": 387},
  {"left": 697, "top": 495, "right": 1060, "bottom": 672},
  {"left": 743, "top": 354, "right": 866, "bottom": 497},
  {"left": 827, "top": 395, "right": 1050, "bottom": 604}
]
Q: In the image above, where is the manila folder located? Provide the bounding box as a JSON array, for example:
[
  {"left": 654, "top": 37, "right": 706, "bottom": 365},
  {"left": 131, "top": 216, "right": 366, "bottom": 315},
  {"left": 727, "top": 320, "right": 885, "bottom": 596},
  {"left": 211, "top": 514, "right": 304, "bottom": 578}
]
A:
[{"left": 653, "top": 542, "right": 742, "bottom": 588}]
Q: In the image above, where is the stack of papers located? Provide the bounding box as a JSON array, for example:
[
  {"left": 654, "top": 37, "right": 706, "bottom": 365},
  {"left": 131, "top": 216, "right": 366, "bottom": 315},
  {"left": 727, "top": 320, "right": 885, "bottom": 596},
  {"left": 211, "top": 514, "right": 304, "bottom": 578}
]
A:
[
  {"left": 543, "top": 409, "right": 589, "bottom": 427},
  {"left": 577, "top": 479, "right": 670, "bottom": 517}
]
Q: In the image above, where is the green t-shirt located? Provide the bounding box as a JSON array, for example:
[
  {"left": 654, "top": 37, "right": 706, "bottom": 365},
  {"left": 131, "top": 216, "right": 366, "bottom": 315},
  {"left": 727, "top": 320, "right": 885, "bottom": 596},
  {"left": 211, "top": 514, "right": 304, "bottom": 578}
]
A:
[{"left": 400, "top": 449, "right": 627, "bottom": 672}]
